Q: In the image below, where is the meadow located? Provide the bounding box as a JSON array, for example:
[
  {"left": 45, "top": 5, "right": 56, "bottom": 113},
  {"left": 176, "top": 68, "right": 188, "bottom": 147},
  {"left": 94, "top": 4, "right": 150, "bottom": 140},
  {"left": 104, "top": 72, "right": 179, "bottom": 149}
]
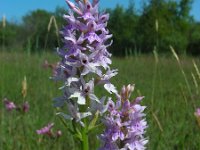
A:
[{"left": 1, "top": 51, "right": 200, "bottom": 150}]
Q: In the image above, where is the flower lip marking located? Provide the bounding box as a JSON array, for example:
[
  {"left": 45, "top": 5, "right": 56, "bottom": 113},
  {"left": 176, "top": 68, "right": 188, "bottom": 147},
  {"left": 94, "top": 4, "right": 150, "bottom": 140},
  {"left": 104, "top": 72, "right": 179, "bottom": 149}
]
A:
[
  {"left": 82, "top": 59, "right": 87, "bottom": 64},
  {"left": 87, "top": 4, "right": 91, "bottom": 10},
  {"left": 101, "top": 17, "right": 105, "bottom": 21},
  {"left": 84, "top": 86, "right": 90, "bottom": 94}
]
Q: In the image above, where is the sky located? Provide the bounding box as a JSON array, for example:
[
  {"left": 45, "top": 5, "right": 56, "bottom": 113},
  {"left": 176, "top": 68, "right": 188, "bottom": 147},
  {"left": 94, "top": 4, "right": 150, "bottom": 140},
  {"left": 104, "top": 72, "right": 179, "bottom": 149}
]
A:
[{"left": 0, "top": 0, "right": 200, "bottom": 23}]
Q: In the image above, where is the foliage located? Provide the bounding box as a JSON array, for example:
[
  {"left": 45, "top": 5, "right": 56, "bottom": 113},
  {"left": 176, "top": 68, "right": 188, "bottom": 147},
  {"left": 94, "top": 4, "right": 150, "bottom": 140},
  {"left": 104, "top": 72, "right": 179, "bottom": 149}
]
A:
[
  {"left": 0, "top": 0, "right": 200, "bottom": 56},
  {"left": 0, "top": 22, "right": 22, "bottom": 49},
  {"left": 187, "top": 22, "right": 200, "bottom": 55},
  {"left": 136, "top": 0, "right": 191, "bottom": 53},
  {"left": 107, "top": 1, "right": 138, "bottom": 56}
]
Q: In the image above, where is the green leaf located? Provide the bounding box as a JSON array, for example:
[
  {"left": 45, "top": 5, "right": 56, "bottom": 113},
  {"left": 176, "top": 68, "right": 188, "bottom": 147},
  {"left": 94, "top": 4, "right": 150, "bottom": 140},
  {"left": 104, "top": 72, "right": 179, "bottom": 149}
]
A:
[
  {"left": 88, "top": 110, "right": 99, "bottom": 131},
  {"left": 73, "top": 127, "right": 82, "bottom": 141},
  {"left": 93, "top": 123, "right": 104, "bottom": 130},
  {"left": 57, "top": 114, "right": 75, "bottom": 135}
]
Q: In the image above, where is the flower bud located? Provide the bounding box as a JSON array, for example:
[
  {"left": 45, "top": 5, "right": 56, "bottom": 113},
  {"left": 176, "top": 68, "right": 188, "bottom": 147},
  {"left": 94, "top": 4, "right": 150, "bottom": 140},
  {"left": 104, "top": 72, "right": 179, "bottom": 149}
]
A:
[{"left": 22, "top": 101, "right": 30, "bottom": 113}]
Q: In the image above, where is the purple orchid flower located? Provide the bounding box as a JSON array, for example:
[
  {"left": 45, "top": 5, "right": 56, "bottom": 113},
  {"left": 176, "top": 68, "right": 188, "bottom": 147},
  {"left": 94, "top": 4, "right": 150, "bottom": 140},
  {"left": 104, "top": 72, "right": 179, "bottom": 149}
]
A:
[
  {"left": 53, "top": 0, "right": 118, "bottom": 125},
  {"left": 99, "top": 85, "right": 148, "bottom": 150}
]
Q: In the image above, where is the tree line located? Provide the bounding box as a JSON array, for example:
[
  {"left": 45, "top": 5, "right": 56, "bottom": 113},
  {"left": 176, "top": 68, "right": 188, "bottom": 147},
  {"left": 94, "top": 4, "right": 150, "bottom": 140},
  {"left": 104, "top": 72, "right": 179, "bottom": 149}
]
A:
[{"left": 0, "top": 0, "right": 200, "bottom": 56}]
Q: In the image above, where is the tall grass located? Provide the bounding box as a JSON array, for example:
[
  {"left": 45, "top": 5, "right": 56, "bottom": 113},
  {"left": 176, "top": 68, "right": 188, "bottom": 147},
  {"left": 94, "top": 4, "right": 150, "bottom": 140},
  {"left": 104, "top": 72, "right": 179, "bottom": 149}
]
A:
[
  {"left": 170, "top": 46, "right": 195, "bottom": 108},
  {"left": 2, "top": 15, "right": 6, "bottom": 51},
  {"left": 44, "top": 16, "right": 60, "bottom": 50}
]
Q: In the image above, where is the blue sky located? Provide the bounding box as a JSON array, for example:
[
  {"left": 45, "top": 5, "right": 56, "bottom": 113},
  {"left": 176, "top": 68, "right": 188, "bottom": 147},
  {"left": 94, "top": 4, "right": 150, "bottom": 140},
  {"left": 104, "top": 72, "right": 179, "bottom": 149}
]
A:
[{"left": 0, "top": 0, "right": 199, "bottom": 22}]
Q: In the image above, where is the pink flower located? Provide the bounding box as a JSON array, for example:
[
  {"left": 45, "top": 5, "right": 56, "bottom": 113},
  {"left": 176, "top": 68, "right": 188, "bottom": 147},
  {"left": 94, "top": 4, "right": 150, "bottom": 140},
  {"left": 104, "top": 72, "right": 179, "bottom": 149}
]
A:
[
  {"left": 195, "top": 108, "right": 200, "bottom": 117},
  {"left": 36, "top": 123, "right": 54, "bottom": 136},
  {"left": 195, "top": 108, "right": 200, "bottom": 128},
  {"left": 4, "top": 98, "right": 16, "bottom": 111}
]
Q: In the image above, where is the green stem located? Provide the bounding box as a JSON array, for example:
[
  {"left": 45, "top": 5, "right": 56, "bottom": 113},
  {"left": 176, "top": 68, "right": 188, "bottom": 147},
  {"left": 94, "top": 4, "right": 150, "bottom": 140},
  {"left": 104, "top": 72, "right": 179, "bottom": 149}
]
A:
[{"left": 81, "top": 120, "right": 89, "bottom": 150}]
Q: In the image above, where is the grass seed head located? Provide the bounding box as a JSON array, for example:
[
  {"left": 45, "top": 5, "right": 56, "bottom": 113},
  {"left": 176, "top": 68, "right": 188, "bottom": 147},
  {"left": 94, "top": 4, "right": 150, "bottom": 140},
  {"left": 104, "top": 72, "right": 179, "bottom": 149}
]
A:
[
  {"left": 22, "top": 76, "right": 27, "bottom": 98},
  {"left": 2, "top": 15, "right": 6, "bottom": 28},
  {"left": 155, "top": 19, "right": 159, "bottom": 32},
  {"left": 193, "top": 60, "right": 200, "bottom": 80},
  {"left": 170, "top": 45, "right": 180, "bottom": 62}
]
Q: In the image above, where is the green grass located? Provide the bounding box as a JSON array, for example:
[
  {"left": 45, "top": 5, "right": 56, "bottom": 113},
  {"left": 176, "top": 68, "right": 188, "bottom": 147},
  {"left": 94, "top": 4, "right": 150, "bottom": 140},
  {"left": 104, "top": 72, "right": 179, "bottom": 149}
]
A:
[{"left": 1, "top": 51, "right": 200, "bottom": 149}]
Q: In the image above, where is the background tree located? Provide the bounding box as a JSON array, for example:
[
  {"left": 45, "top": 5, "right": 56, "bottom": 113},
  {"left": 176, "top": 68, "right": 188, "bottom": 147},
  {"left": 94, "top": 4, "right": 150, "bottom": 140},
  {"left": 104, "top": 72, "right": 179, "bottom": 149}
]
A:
[
  {"left": 0, "top": 21, "right": 22, "bottom": 50},
  {"left": 135, "top": 0, "right": 190, "bottom": 53},
  {"left": 187, "top": 22, "right": 200, "bottom": 55},
  {"left": 108, "top": 0, "right": 139, "bottom": 56},
  {"left": 1, "top": 0, "right": 200, "bottom": 56}
]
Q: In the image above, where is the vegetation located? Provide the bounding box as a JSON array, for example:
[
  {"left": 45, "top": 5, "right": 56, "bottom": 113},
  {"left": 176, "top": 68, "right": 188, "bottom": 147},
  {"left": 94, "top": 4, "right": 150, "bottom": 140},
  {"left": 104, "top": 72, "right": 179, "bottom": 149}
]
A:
[
  {"left": 1, "top": 52, "right": 200, "bottom": 149},
  {"left": 0, "top": 0, "right": 200, "bottom": 56}
]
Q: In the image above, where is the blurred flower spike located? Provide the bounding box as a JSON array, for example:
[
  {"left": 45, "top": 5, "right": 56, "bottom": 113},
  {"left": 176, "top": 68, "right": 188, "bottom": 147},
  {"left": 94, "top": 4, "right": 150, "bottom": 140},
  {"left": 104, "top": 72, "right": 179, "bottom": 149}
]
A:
[
  {"left": 100, "top": 85, "right": 148, "bottom": 150},
  {"left": 195, "top": 108, "right": 200, "bottom": 127},
  {"left": 36, "top": 123, "right": 62, "bottom": 138},
  {"left": 3, "top": 98, "right": 30, "bottom": 113},
  {"left": 37, "top": 123, "right": 54, "bottom": 136},
  {"left": 3, "top": 98, "right": 16, "bottom": 111}
]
